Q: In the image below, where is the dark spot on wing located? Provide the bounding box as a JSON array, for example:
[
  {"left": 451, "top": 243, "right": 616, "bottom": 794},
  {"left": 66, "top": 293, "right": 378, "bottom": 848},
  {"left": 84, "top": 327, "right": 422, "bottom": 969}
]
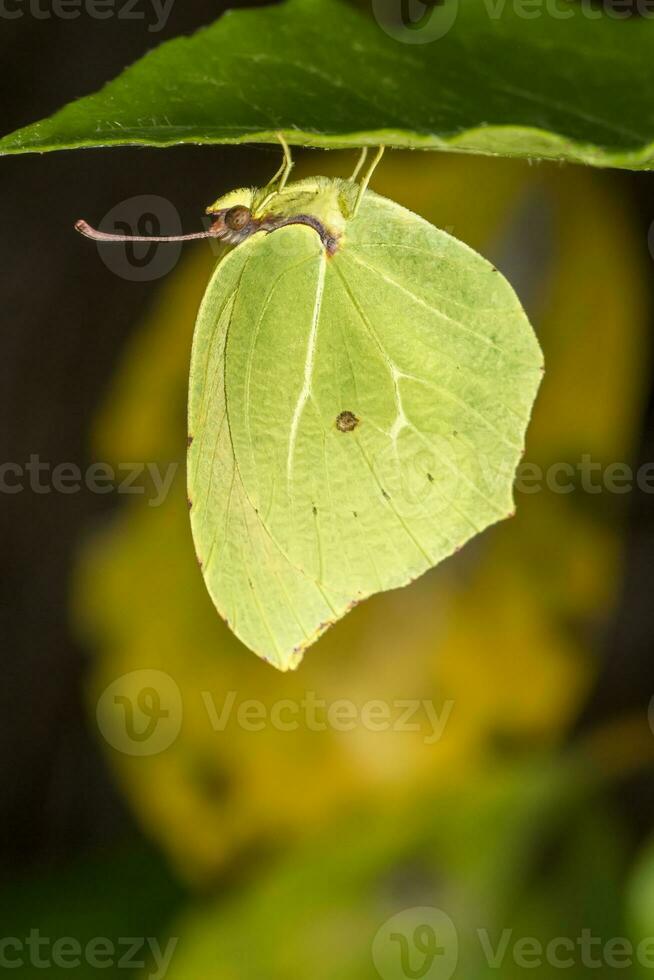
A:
[
  {"left": 427, "top": 473, "right": 434, "bottom": 483},
  {"left": 336, "top": 410, "right": 359, "bottom": 432},
  {"left": 187, "top": 497, "right": 193, "bottom": 509},
  {"left": 312, "top": 505, "right": 318, "bottom": 515},
  {"left": 187, "top": 435, "right": 193, "bottom": 447},
  {"left": 381, "top": 488, "right": 390, "bottom": 500}
]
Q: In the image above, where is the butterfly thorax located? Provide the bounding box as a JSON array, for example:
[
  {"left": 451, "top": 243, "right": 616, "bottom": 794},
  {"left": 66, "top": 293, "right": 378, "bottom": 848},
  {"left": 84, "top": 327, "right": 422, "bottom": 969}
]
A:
[{"left": 205, "top": 177, "right": 357, "bottom": 255}]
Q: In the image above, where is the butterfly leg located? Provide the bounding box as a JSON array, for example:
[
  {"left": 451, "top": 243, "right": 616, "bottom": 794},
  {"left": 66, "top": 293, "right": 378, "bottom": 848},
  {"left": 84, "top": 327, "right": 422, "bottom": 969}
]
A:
[
  {"left": 267, "top": 132, "right": 294, "bottom": 192},
  {"left": 350, "top": 147, "right": 369, "bottom": 182},
  {"left": 353, "top": 146, "right": 385, "bottom": 216}
]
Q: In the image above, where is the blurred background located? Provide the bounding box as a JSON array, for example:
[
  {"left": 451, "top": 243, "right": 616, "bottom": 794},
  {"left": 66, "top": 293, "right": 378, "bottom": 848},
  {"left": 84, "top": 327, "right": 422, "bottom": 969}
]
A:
[{"left": 2, "top": 2, "right": 654, "bottom": 977}]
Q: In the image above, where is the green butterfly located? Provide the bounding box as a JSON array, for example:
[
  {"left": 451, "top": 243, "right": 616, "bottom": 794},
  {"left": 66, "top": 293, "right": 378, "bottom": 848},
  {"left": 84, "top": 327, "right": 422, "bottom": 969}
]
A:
[{"left": 77, "top": 140, "right": 543, "bottom": 670}]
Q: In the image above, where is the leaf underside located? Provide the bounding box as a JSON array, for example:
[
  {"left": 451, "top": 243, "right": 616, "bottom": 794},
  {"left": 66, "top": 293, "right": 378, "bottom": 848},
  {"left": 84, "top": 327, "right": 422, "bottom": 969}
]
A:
[
  {"left": 2, "top": 0, "right": 654, "bottom": 168},
  {"left": 187, "top": 191, "right": 543, "bottom": 669}
]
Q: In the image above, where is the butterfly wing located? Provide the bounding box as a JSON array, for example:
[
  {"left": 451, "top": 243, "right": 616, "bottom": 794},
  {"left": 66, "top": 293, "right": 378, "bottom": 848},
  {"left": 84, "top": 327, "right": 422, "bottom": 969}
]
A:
[
  {"left": 187, "top": 233, "right": 351, "bottom": 670},
  {"left": 190, "top": 192, "right": 543, "bottom": 668}
]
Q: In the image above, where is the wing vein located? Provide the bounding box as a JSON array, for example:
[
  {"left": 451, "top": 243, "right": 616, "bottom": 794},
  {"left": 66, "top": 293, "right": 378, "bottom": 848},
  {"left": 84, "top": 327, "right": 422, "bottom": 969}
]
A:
[
  {"left": 243, "top": 255, "right": 317, "bottom": 461},
  {"left": 345, "top": 251, "right": 523, "bottom": 363},
  {"left": 286, "top": 251, "right": 327, "bottom": 484},
  {"left": 336, "top": 256, "right": 525, "bottom": 424}
]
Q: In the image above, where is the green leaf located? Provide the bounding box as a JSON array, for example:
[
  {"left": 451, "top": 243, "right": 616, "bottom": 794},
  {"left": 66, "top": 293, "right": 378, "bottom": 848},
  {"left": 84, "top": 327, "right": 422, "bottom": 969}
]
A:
[
  {"left": 2, "top": 0, "right": 654, "bottom": 168},
  {"left": 187, "top": 178, "right": 542, "bottom": 668}
]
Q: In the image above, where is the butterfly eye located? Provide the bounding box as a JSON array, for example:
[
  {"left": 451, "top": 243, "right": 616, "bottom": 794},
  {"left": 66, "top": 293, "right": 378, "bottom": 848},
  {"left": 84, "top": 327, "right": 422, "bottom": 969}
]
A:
[{"left": 225, "top": 205, "right": 252, "bottom": 231}]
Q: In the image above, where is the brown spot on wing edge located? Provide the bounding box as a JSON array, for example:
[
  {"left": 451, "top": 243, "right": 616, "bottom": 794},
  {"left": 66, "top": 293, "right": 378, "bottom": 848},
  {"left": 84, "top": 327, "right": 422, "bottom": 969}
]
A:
[{"left": 291, "top": 593, "right": 364, "bottom": 656}]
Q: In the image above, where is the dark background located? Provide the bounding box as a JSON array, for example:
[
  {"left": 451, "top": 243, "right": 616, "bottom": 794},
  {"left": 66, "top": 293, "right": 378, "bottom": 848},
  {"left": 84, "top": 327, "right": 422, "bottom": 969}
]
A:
[
  {"left": 1, "top": 0, "right": 653, "bottom": 897},
  {"left": 0, "top": 0, "right": 271, "bottom": 876}
]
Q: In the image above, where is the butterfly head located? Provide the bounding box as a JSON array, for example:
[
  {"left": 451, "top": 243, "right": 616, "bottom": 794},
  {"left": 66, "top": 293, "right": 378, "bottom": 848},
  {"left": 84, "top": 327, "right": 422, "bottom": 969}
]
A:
[{"left": 205, "top": 188, "right": 257, "bottom": 245}]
